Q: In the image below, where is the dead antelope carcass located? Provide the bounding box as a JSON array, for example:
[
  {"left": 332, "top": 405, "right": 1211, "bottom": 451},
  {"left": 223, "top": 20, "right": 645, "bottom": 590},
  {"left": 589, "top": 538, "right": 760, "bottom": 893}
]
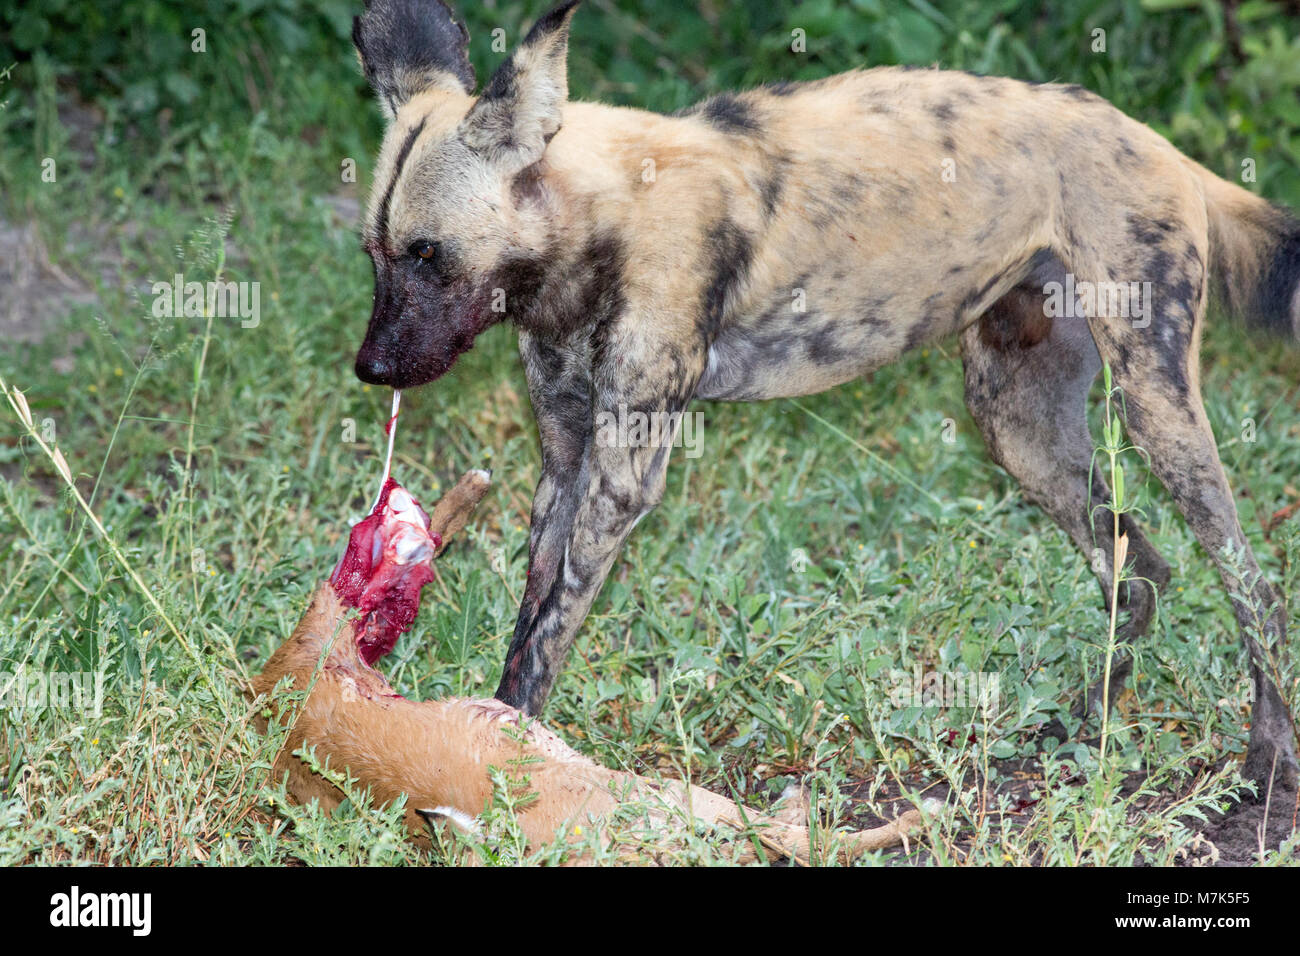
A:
[{"left": 252, "top": 469, "right": 927, "bottom": 863}]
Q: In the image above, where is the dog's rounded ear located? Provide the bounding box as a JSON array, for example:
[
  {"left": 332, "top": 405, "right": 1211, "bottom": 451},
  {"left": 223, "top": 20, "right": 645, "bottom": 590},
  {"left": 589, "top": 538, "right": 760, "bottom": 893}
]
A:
[
  {"left": 353, "top": 0, "right": 476, "bottom": 119},
  {"left": 461, "top": 1, "right": 580, "bottom": 173}
]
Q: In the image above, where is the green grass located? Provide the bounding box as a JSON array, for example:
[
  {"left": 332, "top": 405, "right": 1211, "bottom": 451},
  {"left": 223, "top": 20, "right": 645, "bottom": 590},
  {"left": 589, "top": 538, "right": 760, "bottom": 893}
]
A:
[{"left": 3, "top": 1, "right": 1300, "bottom": 866}]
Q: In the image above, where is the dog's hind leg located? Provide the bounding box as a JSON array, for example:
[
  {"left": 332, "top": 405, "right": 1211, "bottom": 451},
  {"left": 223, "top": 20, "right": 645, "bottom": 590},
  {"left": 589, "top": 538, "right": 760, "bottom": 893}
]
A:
[
  {"left": 962, "top": 282, "right": 1171, "bottom": 739},
  {"left": 1076, "top": 207, "right": 1298, "bottom": 792}
]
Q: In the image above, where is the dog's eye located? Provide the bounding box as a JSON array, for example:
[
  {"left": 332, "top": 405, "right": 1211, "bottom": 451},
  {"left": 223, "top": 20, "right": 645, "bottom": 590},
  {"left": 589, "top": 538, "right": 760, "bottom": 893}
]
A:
[{"left": 410, "top": 241, "right": 438, "bottom": 262}]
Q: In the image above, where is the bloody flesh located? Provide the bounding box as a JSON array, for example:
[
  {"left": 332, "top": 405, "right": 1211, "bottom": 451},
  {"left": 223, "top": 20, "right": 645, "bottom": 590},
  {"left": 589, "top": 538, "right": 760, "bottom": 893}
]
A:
[{"left": 329, "top": 476, "right": 442, "bottom": 665}]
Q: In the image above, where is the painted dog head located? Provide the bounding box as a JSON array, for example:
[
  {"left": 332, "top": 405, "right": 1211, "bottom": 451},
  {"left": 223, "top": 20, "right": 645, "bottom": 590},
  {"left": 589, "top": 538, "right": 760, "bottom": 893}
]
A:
[{"left": 352, "top": 0, "right": 580, "bottom": 388}]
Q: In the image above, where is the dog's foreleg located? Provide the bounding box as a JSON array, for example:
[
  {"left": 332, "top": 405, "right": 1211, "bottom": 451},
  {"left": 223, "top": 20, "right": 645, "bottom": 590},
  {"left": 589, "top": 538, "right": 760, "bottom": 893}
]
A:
[
  {"left": 496, "top": 333, "right": 701, "bottom": 714},
  {"left": 511, "top": 332, "right": 595, "bottom": 636},
  {"left": 496, "top": 431, "right": 679, "bottom": 715}
]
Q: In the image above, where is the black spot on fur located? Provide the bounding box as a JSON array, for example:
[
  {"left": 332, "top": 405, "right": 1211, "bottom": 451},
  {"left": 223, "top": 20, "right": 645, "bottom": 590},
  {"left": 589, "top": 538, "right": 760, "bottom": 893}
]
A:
[
  {"left": 497, "top": 229, "right": 628, "bottom": 341},
  {"left": 495, "top": 251, "right": 549, "bottom": 315},
  {"left": 764, "top": 81, "right": 799, "bottom": 97},
  {"left": 904, "top": 316, "right": 937, "bottom": 351},
  {"left": 799, "top": 173, "right": 867, "bottom": 231},
  {"left": 1144, "top": 246, "right": 1179, "bottom": 305},
  {"left": 698, "top": 220, "right": 754, "bottom": 343},
  {"left": 760, "top": 154, "right": 790, "bottom": 217},
  {"left": 683, "top": 94, "right": 762, "bottom": 135},
  {"left": 843, "top": 172, "right": 868, "bottom": 205},
  {"left": 1128, "top": 212, "right": 1177, "bottom": 246},
  {"left": 903, "top": 293, "right": 949, "bottom": 350},
  {"left": 932, "top": 99, "right": 957, "bottom": 123},
  {"left": 805, "top": 324, "right": 848, "bottom": 364},
  {"left": 569, "top": 231, "right": 628, "bottom": 339},
  {"left": 861, "top": 293, "right": 895, "bottom": 318},
  {"left": 752, "top": 330, "right": 790, "bottom": 362}
]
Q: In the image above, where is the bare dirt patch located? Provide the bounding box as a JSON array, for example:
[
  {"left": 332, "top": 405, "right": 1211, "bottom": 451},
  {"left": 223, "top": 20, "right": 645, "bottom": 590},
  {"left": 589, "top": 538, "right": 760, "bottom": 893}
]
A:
[{"left": 0, "top": 220, "right": 97, "bottom": 350}]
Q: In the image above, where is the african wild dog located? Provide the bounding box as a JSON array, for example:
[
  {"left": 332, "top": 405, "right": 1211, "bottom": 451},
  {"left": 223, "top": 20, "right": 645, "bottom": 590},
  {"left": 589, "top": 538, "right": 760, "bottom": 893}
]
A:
[{"left": 350, "top": 0, "right": 1300, "bottom": 790}]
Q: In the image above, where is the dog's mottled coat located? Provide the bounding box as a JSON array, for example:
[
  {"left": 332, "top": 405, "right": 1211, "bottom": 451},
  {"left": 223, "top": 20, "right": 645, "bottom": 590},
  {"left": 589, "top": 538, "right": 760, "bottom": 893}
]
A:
[{"left": 349, "top": 0, "right": 1300, "bottom": 789}]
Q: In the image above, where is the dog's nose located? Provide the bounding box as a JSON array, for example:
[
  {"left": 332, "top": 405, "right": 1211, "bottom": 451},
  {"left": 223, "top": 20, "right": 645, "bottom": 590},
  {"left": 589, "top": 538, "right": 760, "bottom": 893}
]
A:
[{"left": 355, "top": 349, "right": 395, "bottom": 385}]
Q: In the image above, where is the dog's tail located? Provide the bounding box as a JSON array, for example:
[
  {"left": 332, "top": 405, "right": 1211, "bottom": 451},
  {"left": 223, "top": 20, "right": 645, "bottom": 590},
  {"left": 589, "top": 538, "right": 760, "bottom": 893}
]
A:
[{"left": 1194, "top": 163, "right": 1300, "bottom": 340}]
